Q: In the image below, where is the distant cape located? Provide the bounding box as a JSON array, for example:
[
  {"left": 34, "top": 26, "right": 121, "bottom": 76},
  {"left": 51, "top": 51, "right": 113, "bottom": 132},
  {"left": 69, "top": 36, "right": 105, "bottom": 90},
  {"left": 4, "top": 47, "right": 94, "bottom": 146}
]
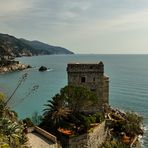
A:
[{"left": 0, "top": 33, "right": 74, "bottom": 57}]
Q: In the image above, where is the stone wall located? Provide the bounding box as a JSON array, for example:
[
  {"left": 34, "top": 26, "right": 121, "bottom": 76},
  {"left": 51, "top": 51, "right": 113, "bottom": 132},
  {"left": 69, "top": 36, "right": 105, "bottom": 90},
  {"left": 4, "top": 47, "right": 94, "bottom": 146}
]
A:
[
  {"left": 103, "top": 75, "right": 109, "bottom": 104},
  {"left": 28, "top": 126, "right": 58, "bottom": 147},
  {"left": 67, "top": 62, "right": 109, "bottom": 109},
  {"left": 34, "top": 126, "right": 57, "bottom": 144},
  {"left": 68, "top": 121, "right": 107, "bottom": 148}
]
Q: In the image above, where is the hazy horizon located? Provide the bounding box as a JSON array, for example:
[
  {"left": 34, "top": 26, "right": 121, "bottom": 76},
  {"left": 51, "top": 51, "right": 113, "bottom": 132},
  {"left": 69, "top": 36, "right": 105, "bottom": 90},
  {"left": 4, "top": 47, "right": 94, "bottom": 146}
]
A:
[{"left": 0, "top": 0, "right": 148, "bottom": 54}]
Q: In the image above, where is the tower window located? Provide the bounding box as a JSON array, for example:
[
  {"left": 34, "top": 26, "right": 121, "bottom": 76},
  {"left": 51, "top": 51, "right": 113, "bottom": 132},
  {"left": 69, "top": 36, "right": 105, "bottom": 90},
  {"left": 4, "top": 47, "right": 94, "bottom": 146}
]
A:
[
  {"left": 90, "top": 66, "right": 93, "bottom": 69},
  {"left": 93, "top": 77, "right": 95, "bottom": 82},
  {"left": 81, "top": 77, "right": 86, "bottom": 83}
]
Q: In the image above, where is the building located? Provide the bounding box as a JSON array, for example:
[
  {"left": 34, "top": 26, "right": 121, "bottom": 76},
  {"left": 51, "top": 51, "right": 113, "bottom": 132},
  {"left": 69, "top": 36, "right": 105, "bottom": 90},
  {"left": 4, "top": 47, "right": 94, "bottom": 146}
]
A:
[{"left": 67, "top": 62, "right": 109, "bottom": 110}]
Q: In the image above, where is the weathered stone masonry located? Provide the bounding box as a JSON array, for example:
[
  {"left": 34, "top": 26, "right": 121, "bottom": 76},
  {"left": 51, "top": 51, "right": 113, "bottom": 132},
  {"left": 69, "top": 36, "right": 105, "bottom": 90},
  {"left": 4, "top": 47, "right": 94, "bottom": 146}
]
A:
[
  {"left": 68, "top": 121, "right": 107, "bottom": 148},
  {"left": 67, "top": 62, "right": 109, "bottom": 109}
]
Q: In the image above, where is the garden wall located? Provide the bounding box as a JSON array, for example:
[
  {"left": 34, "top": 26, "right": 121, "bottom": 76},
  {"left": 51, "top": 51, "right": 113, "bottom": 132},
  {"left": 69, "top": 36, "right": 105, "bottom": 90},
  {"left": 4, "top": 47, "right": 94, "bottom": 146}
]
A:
[{"left": 68, "top": 121, "right": 107, "bottom": 148}]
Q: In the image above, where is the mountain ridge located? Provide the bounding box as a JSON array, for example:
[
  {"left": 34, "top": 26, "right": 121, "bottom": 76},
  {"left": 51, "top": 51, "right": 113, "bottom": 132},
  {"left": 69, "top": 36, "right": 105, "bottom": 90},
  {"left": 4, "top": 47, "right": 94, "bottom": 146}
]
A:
[
  {"left": 20, "top": 38, "right": 73, "bottom": 55},
  {"left": 0, "top": 33, "right": 74, "bottom": 57}
]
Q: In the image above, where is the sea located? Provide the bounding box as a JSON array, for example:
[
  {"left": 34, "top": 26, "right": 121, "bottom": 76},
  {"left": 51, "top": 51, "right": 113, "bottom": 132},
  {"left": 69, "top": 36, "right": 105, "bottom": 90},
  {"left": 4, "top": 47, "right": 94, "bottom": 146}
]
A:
[{"left": 0, "top": 54, "right": 148, "bottom": 147}]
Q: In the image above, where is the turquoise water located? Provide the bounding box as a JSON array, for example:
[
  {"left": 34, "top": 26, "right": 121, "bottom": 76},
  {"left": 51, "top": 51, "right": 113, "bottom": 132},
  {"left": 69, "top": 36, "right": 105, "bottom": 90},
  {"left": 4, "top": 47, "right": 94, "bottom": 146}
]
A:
[{"left": 0, "top": 54, "right": 148, "bottom": 147}]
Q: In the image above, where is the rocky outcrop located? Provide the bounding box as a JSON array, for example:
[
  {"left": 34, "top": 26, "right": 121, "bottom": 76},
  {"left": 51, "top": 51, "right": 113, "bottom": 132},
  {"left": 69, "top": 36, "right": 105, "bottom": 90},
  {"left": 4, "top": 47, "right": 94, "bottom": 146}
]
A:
[
  {"left": 0, "top": 63, "right": 30, "bottom": 73},
  {"left": 39, "top": 66, "right": 47, "bottom": 71}
]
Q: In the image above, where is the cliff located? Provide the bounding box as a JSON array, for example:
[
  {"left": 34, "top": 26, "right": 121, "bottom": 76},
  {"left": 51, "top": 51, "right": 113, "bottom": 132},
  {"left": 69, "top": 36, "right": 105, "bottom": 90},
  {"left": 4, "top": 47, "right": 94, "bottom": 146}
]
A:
[{"left": 0, "top": 33, "right": 74, "bottom": 57}]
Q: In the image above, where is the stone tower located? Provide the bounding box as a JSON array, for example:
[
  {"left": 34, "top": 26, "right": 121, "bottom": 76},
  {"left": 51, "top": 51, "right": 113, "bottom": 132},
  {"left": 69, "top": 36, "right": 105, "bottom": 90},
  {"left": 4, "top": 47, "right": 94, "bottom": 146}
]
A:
[{"left": 67, "top": 62, "right": 109, "bottom": 110}]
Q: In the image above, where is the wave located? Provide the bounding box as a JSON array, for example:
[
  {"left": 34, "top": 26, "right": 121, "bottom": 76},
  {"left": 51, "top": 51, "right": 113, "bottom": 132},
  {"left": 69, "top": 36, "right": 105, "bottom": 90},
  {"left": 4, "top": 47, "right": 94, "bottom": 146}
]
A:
[
  {"left": 26, "top": 67, "right": 53, "bottom": 72},
  {"left": 140, "top": 125, "right": 148, "bottom": 148},
  {"left": 47, "top": 68, "right": 53, "bottom": 72}
]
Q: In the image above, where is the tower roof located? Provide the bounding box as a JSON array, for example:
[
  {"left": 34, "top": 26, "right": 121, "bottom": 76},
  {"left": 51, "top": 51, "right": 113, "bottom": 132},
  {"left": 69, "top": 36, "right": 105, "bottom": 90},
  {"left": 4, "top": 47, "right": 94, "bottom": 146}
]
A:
[
  {"left": 67, "top": 61, "right": 103, "bottom": 65},
  {"left": 67, "top": 61, "right": 104, "bottom": 73}
]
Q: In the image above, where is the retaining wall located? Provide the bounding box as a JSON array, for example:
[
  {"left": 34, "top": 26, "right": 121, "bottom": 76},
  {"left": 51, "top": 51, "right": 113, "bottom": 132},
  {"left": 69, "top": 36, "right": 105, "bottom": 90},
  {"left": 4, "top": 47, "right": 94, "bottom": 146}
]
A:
[{"left": 69, "top": 121, "right": 107, "bottom": 148}]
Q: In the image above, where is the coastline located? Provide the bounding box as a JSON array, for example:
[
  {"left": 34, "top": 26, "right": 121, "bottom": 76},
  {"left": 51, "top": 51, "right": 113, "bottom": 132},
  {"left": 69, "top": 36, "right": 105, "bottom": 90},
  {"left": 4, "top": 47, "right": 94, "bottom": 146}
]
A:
[
  {"left": 0, "top": 55, "right": 147, "bottom": 147},
  {"left": 0, "top": 63, "right": 30, "bottom": 73}
]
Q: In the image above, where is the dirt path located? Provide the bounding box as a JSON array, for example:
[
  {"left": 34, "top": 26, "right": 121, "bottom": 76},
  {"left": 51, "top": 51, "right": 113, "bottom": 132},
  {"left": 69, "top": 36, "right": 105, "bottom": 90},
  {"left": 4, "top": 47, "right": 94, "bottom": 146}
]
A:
[{"left": 27, "top": 132, "right": 56, "bottom": 148}]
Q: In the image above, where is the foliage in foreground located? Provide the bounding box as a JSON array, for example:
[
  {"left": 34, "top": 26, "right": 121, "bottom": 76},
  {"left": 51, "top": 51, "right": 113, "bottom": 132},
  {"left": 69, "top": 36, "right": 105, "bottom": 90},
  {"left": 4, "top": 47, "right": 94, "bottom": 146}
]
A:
[
  {"left": 0, "top": 93, "right": 28, "bottom": 148},
  {"left": 40, "top": 85, "right": 102, "bottom": 135}
]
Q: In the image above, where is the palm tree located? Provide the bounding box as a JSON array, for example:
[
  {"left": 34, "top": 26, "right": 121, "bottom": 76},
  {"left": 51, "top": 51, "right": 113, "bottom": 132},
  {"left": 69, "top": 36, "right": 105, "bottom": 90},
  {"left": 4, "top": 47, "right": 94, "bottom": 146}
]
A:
[
  {"left": 41, "top": 85, "right": 99, "bottom": 135},
  {"left": 43, "top": 94, "right": 71, "bottom": 127}
]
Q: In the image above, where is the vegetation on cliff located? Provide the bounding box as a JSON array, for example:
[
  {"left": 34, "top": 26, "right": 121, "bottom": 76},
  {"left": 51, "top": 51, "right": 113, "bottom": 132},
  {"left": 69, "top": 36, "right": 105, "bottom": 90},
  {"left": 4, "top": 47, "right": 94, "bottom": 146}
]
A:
[
  {"left": 0, "top": 33, "right": 73, "bottom": 58},
  {"left": 0, "top": 73, "right": 39, "bottom": 147},
  {"left": 40, "top": 85, "right": 104, "bottom": 140},
  {"left": 103, "top": 108, "right": 143, "bottom": 147},
  {"left": 0, "top": 93, "right": 28, "bottom": 148},
  {"left": 39, "top": 85, "right": 143, "bottom": 147},
  {"left": 39, "top": 85, "right": 109, "bottom": 147},
  {"left": 20, "top": 39, "right": 74, "bottom": 55}
]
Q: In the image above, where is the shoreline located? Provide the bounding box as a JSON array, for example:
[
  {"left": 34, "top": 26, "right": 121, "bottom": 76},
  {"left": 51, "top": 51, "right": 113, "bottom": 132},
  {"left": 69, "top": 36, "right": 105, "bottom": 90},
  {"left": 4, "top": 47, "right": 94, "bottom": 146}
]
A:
[{"left": 0, "top": 63, "right": 31, "bottom": 73}]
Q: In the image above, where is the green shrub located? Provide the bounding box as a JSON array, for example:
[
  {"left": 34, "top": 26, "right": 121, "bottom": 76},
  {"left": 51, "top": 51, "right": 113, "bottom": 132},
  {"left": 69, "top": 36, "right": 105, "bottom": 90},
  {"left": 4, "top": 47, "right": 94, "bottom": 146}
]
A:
[{"left": 23, "top": 118, "right": 34, "bottom": 127}]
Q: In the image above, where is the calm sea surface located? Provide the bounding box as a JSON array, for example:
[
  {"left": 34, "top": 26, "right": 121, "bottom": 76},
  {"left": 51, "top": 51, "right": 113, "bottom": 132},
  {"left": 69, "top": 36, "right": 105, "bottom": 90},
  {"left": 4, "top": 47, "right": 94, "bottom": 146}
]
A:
[{"left": 0, "top": 54, "right": 148, "bottom": 147}]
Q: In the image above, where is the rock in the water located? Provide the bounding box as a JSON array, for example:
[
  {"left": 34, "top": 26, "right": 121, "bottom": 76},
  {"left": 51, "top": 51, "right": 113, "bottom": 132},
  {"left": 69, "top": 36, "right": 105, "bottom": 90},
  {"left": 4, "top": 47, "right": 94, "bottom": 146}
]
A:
[
  {"left": 27, "top": 65, "right": 32, "bottom": 68},
  {"left": 39, "top": 66, "right": 47, "bottom": 71}
]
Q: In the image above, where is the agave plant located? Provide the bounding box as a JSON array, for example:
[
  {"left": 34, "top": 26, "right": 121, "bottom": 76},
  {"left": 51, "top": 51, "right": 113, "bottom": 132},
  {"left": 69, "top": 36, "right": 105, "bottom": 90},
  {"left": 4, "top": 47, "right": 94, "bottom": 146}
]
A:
[{"left": 0, "top": 117, "right": 25, "bottom": 147}]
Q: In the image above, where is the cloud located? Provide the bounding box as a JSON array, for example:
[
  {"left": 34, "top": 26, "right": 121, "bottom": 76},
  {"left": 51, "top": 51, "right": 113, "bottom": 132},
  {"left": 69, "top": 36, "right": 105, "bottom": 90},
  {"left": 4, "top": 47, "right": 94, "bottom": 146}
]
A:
[
  {"left": 0, "top": 0, "right": 34, "bottom": 22},
  {"left": 1, "top": 0, "right": 148, "bottom": 26},
  {"left": 1, "top": 0, "right": 148, "bottom": 53},
  {"left": 75, "top": 8, "right": 148, "bottom": 34},
  {"left": 106, "top": 9, "right": 148, "bottom": 31},
  {"left": 0, "top": 0, "right": 32, "bottom": 13}
]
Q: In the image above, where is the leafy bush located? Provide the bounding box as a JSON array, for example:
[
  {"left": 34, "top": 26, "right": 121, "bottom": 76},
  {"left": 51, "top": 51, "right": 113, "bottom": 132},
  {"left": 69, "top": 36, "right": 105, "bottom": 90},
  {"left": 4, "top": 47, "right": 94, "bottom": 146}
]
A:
[
  {"left": 0, "top": 92, "right": 28, "bottom": 147},
  {"left": 122, "top": 112, "right": 143, "bottom": 136},
  {"left": 23, "top": 118, "right": 34, "bottom": 127},
  {"left": 94, "top": 112, "right": 105, "bottom": 123},
  {"left": 42, "top": 85, "right": 98, "bottom": 130},
  {"left": 111, "top": 111, "right": 143, "bottom": 137},
  {"left": 102, "top": 139, "right": 129, "bottom": 148}
]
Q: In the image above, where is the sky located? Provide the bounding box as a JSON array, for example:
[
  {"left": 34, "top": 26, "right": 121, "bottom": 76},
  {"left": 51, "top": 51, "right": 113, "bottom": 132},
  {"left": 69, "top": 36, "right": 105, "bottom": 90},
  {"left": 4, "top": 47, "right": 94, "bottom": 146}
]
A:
[{"left": 0, "top": 0, "right": 148, "bottom": 54}]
